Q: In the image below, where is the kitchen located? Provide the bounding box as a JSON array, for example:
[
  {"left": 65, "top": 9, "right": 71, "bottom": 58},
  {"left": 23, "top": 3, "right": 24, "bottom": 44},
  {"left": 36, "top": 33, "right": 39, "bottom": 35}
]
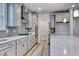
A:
[{"left": 0, "top": 3, "right": 79, "bottom": 56}]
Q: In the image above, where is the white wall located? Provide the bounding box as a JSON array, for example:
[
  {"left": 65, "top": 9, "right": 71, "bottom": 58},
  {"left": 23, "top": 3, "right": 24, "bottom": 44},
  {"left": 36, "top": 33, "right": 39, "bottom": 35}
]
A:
[
  {"left": 38, "top": 13, "right": 49, "bottom": 42},
  {"left": 32, "top": 14, "right": 38, "bottom": 32},
  {"left": 73, "top": 18, "right": 79, "bottom": 36},
  {"left": 56, "top": 13, "right": 70, "bottom": 22}
]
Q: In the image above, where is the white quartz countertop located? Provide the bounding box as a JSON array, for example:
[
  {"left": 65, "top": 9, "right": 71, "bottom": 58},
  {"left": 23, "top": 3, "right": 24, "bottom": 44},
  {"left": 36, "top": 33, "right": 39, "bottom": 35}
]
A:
[
  {"left": 50, "top": 35, "right": 79, "bottom": 56},
  {"left": 0, "top": 35, "right": 27, "bottom": 44}
]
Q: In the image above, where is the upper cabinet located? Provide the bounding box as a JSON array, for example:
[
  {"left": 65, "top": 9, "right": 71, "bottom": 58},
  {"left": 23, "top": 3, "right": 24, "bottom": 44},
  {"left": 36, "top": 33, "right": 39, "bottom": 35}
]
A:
[
  {"left": 49, "top": 15, "right": 55, "bottom": 28},
  {"left": 14, "top": 4, "right": 21, "bottom": 27},
  {"left": 0, "top": 3, "right": 7, "bottom": 31},
  {"left": 28, "top": 11, "right": 32, "bottom": 28},
  {"left": 21, "top": 5, "right": 32, "bottom": 28},
  {"left": 21, "top": 5, "right": 28, "bottom": 24},
  {"left": 56, "top": 13, "right": 70, "bottom": 22}
]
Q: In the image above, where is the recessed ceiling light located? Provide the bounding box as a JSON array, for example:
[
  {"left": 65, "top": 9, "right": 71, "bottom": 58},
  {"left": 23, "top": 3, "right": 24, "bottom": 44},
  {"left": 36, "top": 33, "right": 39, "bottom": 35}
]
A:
[
  {"left": 72, "top": 4, "right": 76, "bottom": 8},
  {"left": 38, "top": 8, "right": 41, "bottom": 10}
]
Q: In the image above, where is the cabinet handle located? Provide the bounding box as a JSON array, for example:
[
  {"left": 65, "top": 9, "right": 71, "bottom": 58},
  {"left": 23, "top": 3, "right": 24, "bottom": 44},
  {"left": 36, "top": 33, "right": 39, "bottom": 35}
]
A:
[{"left": 3, "top": 52, "right": 7, "bottom": 56}]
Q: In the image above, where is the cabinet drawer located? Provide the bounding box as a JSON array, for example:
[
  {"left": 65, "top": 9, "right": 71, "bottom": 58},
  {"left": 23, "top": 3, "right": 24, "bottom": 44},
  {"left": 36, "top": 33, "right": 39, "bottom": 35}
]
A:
[
  {"left": 17, "top": 37, "right": 25, "bottom": 44},
  {"left": 28, "top": 35, "right": 33, "bottom": 39},
  {"left": 17, "top": 42, "right": 26, "bottom": 56},
  {"left": 0, "top": 41, "right": 16, "bottom": 51},
  {"left": 0, "top": 46, "right": 16, "bottom": 56}
]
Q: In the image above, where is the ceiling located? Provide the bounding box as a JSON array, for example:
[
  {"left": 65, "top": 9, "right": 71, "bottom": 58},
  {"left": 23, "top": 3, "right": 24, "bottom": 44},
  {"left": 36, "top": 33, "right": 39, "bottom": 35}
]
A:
[{"left": 24, "top": 3, "right": 79, "bottom": 13}]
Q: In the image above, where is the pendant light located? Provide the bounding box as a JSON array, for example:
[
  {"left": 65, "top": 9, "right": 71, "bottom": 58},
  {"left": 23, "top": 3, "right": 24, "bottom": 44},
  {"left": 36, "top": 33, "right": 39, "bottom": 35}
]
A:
[
  {"left": 63, "top": 12, "right": 67, "bottom": 23},
  {"left": 63, "top": 17, "right": 67, "bottom": 23}
]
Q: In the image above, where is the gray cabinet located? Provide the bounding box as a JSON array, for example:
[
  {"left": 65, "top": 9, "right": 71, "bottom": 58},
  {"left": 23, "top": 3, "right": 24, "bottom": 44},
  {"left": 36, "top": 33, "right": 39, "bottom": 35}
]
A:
[
  {"left": 16, "top": 36, "right": 28, "bottom": 56},
  {"left": 50, "top": 15, "right": 55, "bottom": 28},
  {"left": 0, "top": 46, "right": 15, "bottom": 56},
  {"left": 0, "top": 35, "right": 36, "bottom": 56},
  {"left": 17, "top": 42, "right": 24, "bottom": 56},
  {"left": 33, "top": 34, "right": 37, "bottom": 45},
  {"left": 56, "top": 13, "right": 69, "bottom": 22},
  {"left": 27, "top": 34, "right": 33, "bottom": 50},
  {"left": 6, "top": 46, "right": 16, "bottom": 56},
  {"left": 27, "top": 11, "right": 32, "bottom": 28},
  {"left": 0, "top": 41, "right": 16, "bottom": 56},
  {"left": 24, "top": 39, "right": 28, "bottom": 54}
]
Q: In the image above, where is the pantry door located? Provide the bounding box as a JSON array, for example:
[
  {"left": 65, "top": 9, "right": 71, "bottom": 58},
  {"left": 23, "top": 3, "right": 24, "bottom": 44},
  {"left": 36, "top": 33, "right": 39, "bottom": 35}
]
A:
[{"left": 38, "top": 21, "right": 49, "bottom": 41}]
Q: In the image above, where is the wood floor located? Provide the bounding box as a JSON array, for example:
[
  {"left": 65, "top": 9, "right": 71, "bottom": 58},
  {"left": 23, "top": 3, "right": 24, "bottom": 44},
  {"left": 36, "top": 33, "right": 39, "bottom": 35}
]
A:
[{"left": 26, "top": 40, "right": 48, "bottom": 56}]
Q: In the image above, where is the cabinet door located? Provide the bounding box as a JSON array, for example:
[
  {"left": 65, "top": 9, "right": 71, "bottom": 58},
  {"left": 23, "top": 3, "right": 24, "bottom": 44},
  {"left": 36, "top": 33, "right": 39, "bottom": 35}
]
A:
[
  {"left": 0, "top": 51, "right": 7, "bottom": 56},
  {"left": 33, "top": 34, "right": 37, "bottom": 45},
  {"left": 17, "top": 42, "right": 26, "bottom": 56},
  {"left": 56, "top": 13, "right": 63, "bottom": 22},
  {"left": 24, "top": 40, "right": 28, "bottom": 54},
  {"left": 0, "top": 54, "right": 3, "bottom": 56},
  {"left": 23, "top": 36, "right": 28, "bottom": 54},
  {"left": 17, "top": 43, "right": 23, "bottom": 56},
  {"left": 15, "top": 4, "right": 21, "bottom": 27},
  {"left": 28, "top": 40, "right": 32, "bottom": 50},
  {"left": 6, "top": 46, "right": 16, "bottom": 56},
  {"left": 0, "top": 51, "right": 4, "bottom": 56},
  {"left": 28, "top": 34, "right": 33, "bottom": 50},
  {"left": 50, "top": 15, "right": 55, "bottom": 28},
  {"left": 0, "top": 46, "right": 16, "bottom": 56},
  {"left": 28, "top": 11, "right": 32, "bottom": 28}
]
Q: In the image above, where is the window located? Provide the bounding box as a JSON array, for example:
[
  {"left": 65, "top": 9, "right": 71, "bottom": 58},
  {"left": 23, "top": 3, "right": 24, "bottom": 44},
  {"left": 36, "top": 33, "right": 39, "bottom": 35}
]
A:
[
  {"left": 74, "top": 9, "right": 79, "bottom": 17},
  {"left": 7, "top": 3, "right": 15, "bottom": 27},
  {"left": 0, "top": 3, "right": 4, "bottom": 30}
]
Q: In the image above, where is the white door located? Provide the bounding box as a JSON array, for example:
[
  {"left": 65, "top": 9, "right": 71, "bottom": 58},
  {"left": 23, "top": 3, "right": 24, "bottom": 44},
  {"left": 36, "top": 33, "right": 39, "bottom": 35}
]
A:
[{"left": 38, "top": 21, "right": 49, "bottom": 41}]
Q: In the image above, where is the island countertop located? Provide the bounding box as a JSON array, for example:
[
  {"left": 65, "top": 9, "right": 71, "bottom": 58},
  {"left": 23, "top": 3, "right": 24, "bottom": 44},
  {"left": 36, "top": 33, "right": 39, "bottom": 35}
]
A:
[{"left": 50, "top": 35, "right": 79, "bottom": 56}]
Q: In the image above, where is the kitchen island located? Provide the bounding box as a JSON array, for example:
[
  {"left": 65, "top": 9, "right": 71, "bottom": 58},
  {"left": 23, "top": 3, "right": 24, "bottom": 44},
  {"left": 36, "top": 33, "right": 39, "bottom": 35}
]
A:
[{"left": 50, "top": 35, "right": 79, "bottom": 56}]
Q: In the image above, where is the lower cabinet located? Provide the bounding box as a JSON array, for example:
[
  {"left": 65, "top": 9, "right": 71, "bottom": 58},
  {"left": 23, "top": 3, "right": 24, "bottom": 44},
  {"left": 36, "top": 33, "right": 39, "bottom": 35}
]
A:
[
  {"left": 24, "top": 40, "right": 28, "bottom": 54},
  {"left": 17, "top": 42, "right": 26, "bottom": 56},
  {"left": 17, "top": 37, "right": 28, "bottom": 56},
  {"left": 0, "top": 46, "right": 16, "bottom": 56},
  {"left": 28, "top": 34, "right": 33, "bottom": 50},
  {"left": 0, "top": 40, "right": 16, "bottom": 56},
  {"left": 5, "top": 46, "right": 16, "bottom": 56},
  {"left": 0, "top": 35, "right": 37, "bottom": 56}
]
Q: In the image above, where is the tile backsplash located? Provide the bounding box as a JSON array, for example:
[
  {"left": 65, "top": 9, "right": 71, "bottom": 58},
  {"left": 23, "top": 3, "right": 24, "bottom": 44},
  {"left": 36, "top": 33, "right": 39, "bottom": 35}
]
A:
[{"left": 0, "top": 27, "right": 18, "bottom": 38}]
